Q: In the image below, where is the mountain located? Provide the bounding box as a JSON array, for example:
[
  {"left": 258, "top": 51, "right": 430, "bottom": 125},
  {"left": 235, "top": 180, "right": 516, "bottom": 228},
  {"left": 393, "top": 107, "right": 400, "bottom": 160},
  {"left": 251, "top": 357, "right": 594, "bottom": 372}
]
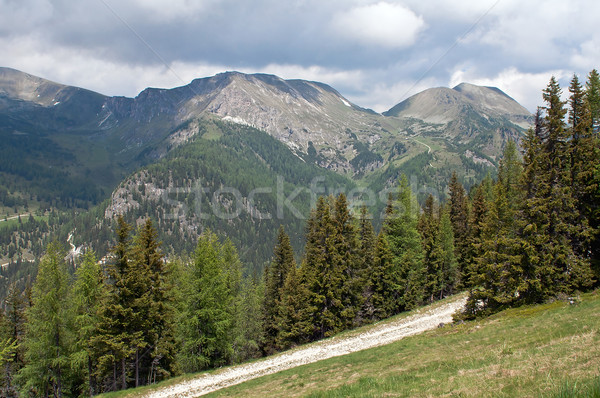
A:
[
  {"left": 383, "top": 83, "right": 531, "bottom": 160},
  {"left": 0, "top": 67, "right": 532, "bottom": 277}
]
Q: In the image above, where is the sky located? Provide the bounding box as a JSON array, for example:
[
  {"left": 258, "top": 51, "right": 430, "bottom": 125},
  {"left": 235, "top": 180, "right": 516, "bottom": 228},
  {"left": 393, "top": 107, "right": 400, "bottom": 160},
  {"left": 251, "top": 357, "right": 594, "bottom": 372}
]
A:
[{"left": 2, "top": 0, "right": 599, "bottom": 113}]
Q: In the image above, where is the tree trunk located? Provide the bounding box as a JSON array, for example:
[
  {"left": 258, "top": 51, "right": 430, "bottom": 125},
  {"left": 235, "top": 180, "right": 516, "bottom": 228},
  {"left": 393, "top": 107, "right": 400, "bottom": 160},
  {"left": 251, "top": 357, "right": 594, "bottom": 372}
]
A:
[
  {"left": 135, "top": 349, "right": 139, "bottom": 388},
  {"left": 121, "top": 357, "right": 127, "bottom": 390}
]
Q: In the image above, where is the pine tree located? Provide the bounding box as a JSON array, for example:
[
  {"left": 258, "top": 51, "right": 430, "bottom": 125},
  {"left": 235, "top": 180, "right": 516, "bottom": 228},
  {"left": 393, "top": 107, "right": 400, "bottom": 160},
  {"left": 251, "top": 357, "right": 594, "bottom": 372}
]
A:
[
  {"left": 262, "top": 227, "right": 296, "bottom": 354},
  {"left": 18, "top": 241, "right": 74, "bottom": 397}
]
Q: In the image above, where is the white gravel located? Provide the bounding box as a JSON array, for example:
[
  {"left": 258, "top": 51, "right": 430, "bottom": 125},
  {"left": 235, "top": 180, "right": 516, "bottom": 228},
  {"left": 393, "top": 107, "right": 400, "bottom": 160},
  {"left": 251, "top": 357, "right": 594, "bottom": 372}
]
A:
[{"left": 145, "top": 295, "right": 467, "bottom": 398}]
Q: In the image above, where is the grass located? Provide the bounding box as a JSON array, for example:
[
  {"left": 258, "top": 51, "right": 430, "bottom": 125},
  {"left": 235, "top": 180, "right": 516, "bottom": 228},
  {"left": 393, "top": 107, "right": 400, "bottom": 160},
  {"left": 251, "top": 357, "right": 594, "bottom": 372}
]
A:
[
  {"left": 99, "top": 291, "right": 600, "bottom": 397},
  {"left": 205, "top": 291, "right": 599, "bottom": 398}
]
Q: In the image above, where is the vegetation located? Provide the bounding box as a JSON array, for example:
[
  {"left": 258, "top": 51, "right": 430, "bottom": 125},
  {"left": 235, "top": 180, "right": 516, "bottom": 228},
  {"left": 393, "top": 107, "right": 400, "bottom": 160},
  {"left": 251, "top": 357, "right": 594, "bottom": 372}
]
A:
[{"left": 0, "top": 73, "right": 597, "bottom": 396}]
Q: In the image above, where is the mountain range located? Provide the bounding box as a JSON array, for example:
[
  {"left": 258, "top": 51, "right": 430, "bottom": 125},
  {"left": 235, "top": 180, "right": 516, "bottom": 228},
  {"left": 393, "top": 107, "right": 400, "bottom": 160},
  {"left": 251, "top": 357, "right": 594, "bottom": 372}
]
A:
[{"left": 0, "top": 66, "right": 532, "bottom": 274}]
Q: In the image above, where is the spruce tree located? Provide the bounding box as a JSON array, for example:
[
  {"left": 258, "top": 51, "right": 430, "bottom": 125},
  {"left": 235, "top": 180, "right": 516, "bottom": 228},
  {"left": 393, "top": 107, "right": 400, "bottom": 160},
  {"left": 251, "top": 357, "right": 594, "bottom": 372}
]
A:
[
  {"left": 130, "top": 219, "right": 177, "bottom": 385},
  {"left": 356, "top": 205, "right": 376, "bottom": 322},
  {"left": 433, "top": 207, "right": 459, "bottom": 300},
  {"left": 332, "top": 193, "right": 361, "bottom": 328},
  {"left": 262, "top": 227, "right": 295, "bottom": 354},
  {"left": 276, "top": 263, "right": 311, "bottom": 349},
  {"left": 448, "top": 171, "right": 470, "bottom": 286},
  {"left": 301, "top": 196, "right": 345, "bottom": 339},
  {"left": 370, "top": 232, "right": 396, "bottom": 319},
  {"left": 93, "top": 216, "right": 141, "bottom": 391},
  {"left": 418, "top": 194, "right": 439, "bottom": 302},
  {"left": 586, "top": 69, "right": 600, "bottom": 133}
]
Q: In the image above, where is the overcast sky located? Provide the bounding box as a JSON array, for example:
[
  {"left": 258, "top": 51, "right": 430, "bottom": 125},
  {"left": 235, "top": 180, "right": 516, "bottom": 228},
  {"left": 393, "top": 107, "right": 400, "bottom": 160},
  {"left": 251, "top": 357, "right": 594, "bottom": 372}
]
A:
[{"left": 2, "top": 0, "right": 599, "bottom": 113}]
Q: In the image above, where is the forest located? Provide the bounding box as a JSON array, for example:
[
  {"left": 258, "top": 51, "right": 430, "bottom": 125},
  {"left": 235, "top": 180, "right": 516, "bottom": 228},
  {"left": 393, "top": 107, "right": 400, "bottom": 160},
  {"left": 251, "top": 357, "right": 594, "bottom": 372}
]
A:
[{"left": 0, "top": 71, "right": 598, "bottom": 397}]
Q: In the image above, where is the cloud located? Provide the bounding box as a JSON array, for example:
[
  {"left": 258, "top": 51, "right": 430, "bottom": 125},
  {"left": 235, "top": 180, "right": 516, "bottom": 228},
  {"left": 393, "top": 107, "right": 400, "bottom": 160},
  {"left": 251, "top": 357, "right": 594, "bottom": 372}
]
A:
[{"left": 332, "top": 2, "right": 425, "bottom": 48}]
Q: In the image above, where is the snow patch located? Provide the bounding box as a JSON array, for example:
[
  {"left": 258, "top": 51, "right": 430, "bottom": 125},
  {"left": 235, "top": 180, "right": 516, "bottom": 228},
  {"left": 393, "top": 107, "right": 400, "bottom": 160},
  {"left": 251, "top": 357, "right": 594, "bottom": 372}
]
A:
[{"left": 340, "top": 97, "right": 351, "bottom": 107}]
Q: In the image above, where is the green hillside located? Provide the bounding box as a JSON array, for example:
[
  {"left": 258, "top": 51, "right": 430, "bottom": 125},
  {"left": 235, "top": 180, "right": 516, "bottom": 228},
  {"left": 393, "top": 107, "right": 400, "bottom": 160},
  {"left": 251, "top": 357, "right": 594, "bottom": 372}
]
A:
[{"left": 206, "top": 292, "right": 600, "bottom": 398}]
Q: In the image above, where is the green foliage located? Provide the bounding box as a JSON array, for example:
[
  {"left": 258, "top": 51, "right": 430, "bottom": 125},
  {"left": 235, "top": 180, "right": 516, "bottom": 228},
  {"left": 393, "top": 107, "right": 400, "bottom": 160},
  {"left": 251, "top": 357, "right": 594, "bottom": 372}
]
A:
[
  {"left": 383, "top": 175, "right": 425, "bottom": 311},
  {"left": 18, "top": 241, "right": 74, "bottom": 397},
  {"left": 178, "top": 230, "right": 234, "bottom": 372}
]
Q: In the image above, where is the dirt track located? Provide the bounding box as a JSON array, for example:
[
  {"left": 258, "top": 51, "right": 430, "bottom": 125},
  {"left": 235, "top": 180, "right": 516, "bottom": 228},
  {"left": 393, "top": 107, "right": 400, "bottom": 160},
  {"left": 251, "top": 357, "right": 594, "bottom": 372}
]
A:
[{"left": 145, "top": 295, "right": 467, "bottom": 398}]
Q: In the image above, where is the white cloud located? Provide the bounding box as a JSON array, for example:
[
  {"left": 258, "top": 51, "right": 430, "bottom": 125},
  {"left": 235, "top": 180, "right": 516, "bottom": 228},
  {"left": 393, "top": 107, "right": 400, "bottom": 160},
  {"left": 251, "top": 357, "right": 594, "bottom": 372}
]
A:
[{"left": 332, "top": 2, "right": 425, "bottom": 48}]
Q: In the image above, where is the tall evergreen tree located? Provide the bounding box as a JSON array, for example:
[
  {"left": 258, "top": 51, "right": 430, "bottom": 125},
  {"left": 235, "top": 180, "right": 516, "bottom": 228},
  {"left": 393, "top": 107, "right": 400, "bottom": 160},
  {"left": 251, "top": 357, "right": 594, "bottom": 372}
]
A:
[
  {"left": 93, "top": 216, "right": 142, "bottom": 391},
  {"left": 130, "top": 219, "right": 177, "bottom": 385},
  {"left": 418, "top": 194, "right": 440, "bottom": 302},
  {"left": 370, "top": 232, "right": 396, "bottom": 320},
  {"left": 301, "top": 196, "right": 345, "bottom": 339},
  {"left": 356, "top": 205, "right": 376, "bottom": 322},
  {"left": 432, "top": 207, "right": 459, "bottom": 300},
  {"left": 2, "top": 283, "right": 26, "bottom": 397},
  {"left": 261, "top": 227, "right": 296, "bottom": 354},
  {"left": 384, "top": 174, "right": 425, "bottom": 311},
  {"left": 276, "top": 263, "right": 311, "bottom": 349},
  {"left": 448, "top": 171, "right": 470, "bottom": 286},
  {"left": 332, "top": 193, "right": 361, "bottom": 328},
  {"left": 18, "top": 242, "right": 74, "bottom": 397},
  {"left": 586, "top": 69, "right": 600, "bottom": 133},
  {"left": 178, "top": 230, "right": 232, "bottom": 372},
  {"left": 71, "top": 251, "right": 102, "bottom": 397}
]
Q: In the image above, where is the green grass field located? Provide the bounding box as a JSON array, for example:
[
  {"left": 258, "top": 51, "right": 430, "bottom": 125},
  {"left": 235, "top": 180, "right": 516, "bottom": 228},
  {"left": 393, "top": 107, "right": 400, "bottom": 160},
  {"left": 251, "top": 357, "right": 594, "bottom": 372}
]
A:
[{"left": 206, "top": 291, "right": 600, "bottom": 398}]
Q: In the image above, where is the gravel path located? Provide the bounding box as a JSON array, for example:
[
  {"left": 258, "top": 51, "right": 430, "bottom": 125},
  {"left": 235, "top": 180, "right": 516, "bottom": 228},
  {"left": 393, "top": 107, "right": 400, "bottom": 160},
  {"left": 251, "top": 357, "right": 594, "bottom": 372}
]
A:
[{"left": 145, "top": 295, "right": 467, "bottom": 398}]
